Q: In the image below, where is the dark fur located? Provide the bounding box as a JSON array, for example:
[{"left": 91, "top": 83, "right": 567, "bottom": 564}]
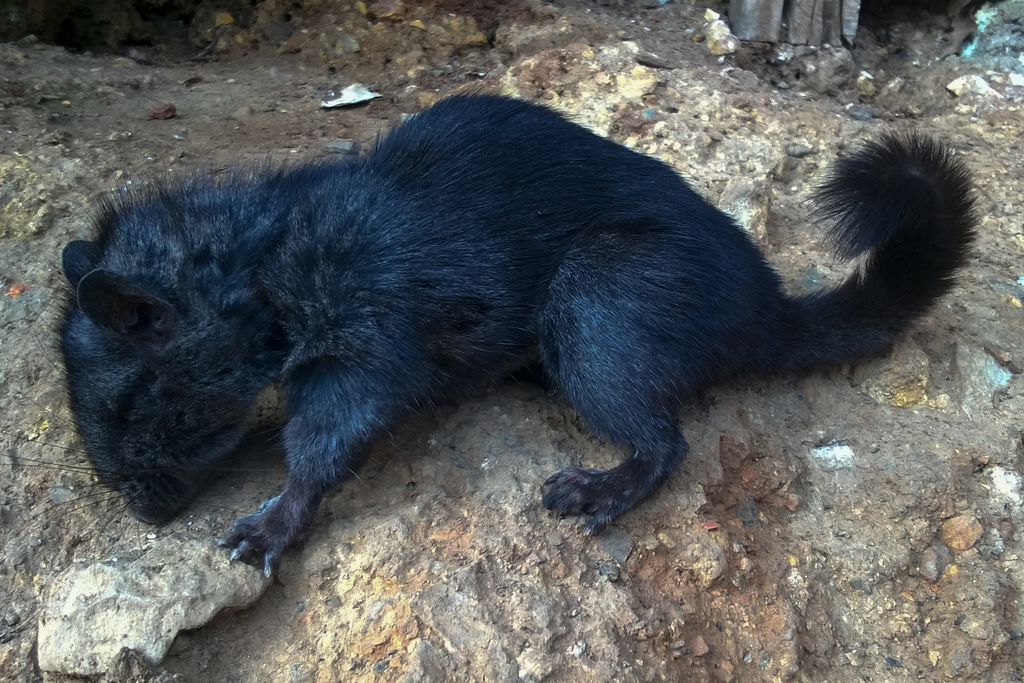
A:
[{"left": 59, "top": 95, "right": 975, "bottom": 574}]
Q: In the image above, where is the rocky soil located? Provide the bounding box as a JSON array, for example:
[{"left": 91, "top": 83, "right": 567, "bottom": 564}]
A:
[{"left": 1, "top": 1, "right": 1022, "bottom": 682}]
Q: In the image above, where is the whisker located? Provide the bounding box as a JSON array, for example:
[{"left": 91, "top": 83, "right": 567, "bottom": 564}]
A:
[
  {"left": 27, "top": 318, "right": 66, "bottom": 375},
  {"left": 183, "top": 497, "right": 241, "bottom": 515},
  {"left": 5, "top": 392, "right": 74, "bottom": 430},
  {"left": 6, "top": 453, "right": 96, "bottom": 474},
  {"left": 30, "top": 487, "right": 122, "bottom": 521},
  {"left": 243, "top": 424, "right": 285, "bottom": 439}
]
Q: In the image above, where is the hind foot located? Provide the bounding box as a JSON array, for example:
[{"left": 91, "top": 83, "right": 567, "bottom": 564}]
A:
[{"left": 542, "top": 466, "right": 639, "bottom": 535}]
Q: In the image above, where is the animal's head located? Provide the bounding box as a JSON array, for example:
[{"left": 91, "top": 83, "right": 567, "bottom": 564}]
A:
[{"left": 58, "top": 182, "right": 288, "bottom": 523}]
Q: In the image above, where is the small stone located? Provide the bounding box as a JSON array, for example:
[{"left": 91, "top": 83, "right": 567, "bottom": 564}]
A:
[
  {"left": 735, "top": 496, "right": 759, "bottom": 527},
  {"left": 988, "top": 467, "right": 1023, "bottom": 506},
  {"left": 856, "top": 71, "right": 876, "bottom": 97},
  {"left": 599, "top": 527, "right": 635, "bottom": 565},
  {"left": 517, "top": 646, "right": 556, "bottom": 681},
  {"left": 808, "top": 442, "right": 854, "bottom": 470},
  {"left": 785, "top": 143, "right": 813, "bottom": 158},
  {"left": 983, "top": 343, "right": 1021, "bottom": 374},
  {"left": 955, "top": 344, "right": 1013, "bottom": 413},
  {"left": 691, "top": 634, "right": 709, "bottom": 656},
  {"left": 683, "top": 536, "right": 727, "bottom": 587},
  {"left": 946, "top": 75, "right": 1003, "bottom": 98},
  {"left": 277, "top": 32, "right": 306, "bottom": 55},
  {"left": 847, "top": 104, "right": 880, "bottom": 121},
  {"left": 325, "top": 140, "right": 356, "bottom": 154},
  {"left": 940, "top": 515, "right": 983, "bottom": 552},
  {"left": 597, "top": 561, "right": 620, "bottom": 582},
  {"left": 332, "top": 33, "right": 361, "bottom": 54},
  {"left": 919, "top": 544, "right": 950, "bottom": 582},
  {"left": 855, "top": 339, "right": 930, "bottom": 408},
  {"left": 636, "top": 50, "right": 679, "bottom": 70},
  {"left": 958, "top": 613, "right": 994, "bottom": 640},
  {"left": 49, "top": 488, "right": 74, "bottom": 503},
  {"left": 368, "top": 0, "right": 405, "bottom": 21},
  {"left": 705, "top": 20, "right": 740, "bottom": 55},
  {"left": 149, "top": 103, "right": 176, "bottom": 119}
]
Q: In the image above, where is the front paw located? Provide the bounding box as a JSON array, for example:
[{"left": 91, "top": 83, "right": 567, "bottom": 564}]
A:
[
  {"left": 542, "top": 466, "right": 622, "bottom": 535},
  {"left": 220, "top": 496, "right": 298, "bottom": 577}
]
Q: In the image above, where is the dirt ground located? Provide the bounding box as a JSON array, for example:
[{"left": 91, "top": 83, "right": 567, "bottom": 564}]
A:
[{"left": 1, "top": 1, "right": 1023, "bottom": 681}]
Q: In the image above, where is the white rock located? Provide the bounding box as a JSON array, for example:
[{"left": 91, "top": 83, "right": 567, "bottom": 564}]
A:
[
  {"left": 809, "top": 443, "right": 855, "bottom": 469},
  {"left": 37, "top": 537, "right": 271, "bottom": 676},
  {"left": 989, "top": 466, "right": 1023, "bottom": 506},
  {"left": 946, "top": 74, "right": 1003, "bottom": 98}
]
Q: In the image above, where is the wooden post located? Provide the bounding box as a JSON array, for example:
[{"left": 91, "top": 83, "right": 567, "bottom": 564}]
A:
[
  {"left": 729, "top": 0, "right": 785, "bottom": 42},
  {"left": 730, "top": 0, "right": 861, "bottom": 46}
]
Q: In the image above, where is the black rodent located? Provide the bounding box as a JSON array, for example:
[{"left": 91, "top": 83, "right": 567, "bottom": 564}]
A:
[{"left": 59, "top": 94, "right": 976, "bottom": 575}]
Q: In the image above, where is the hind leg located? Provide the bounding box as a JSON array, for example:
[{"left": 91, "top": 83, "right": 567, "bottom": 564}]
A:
[
  {"left": 538, "top": 236, "right": 707, "bottom": 533},
  {"left": 542, "top": 414, "right": 687, "bottom": 534}
]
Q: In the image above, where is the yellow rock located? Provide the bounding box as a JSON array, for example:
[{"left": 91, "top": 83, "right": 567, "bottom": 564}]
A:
[
  {"left": 940, "top": 515, "right": 983, "bottom": 552},
  {"left": 856, "top": 339, "right": 931, "bottom": 408}
]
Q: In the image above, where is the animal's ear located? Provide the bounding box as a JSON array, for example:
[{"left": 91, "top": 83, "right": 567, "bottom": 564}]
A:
[
  {"left": 61, "top": 241, "right": 101, "bottom": 288},
  {"left": 76, "top": 270, "right": 178, "bottom": 353}
]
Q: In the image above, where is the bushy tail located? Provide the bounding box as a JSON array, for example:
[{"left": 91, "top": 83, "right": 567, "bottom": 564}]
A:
[{"left": 775, "top": 134, "right": 976, "bottom": 370}]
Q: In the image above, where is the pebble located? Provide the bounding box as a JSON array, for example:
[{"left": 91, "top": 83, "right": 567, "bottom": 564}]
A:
[
  {"left": 149, "top": 103, "right": 176, "bottom": 119},
  {"left": 940, "top": 515, "right": 983, "bottom": 552},
  {"left": 325, "top": 140, "right": 356, "bottom": 154},
  {"left": 704, "top": 10, "right": 739, "bottom": 55},
  {"left": 785, "top": 143, "right": 813, "bottom": 158},
  {"left": 49, "top": 487, "right": 74, "bottom": 503},
  {"left": 735, "top": 496, "right": 759, "bottom": 527},
  {"left": 684, "top": 536, "right": 727, "bottom": 587},
  {"left": 599, "top": 527, "right": 636, "bottom": 565},
  {"left": 919, "top": 544, "right": 950, "bottom": 582},
  {"left": 856, "top": 71, "right": 876, "bottom": 97},
  {"left": 847, "top": 104, "right": 880, "bottom": 121},
  {"left": 597, "top": 561, "right": 620, "bottom": 582},
  {"left": 946, "top": 74, "right": 1002, "bottom": 98},
  {"left": 517, "top": 646, "right": 555, "bottom": 681}
]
